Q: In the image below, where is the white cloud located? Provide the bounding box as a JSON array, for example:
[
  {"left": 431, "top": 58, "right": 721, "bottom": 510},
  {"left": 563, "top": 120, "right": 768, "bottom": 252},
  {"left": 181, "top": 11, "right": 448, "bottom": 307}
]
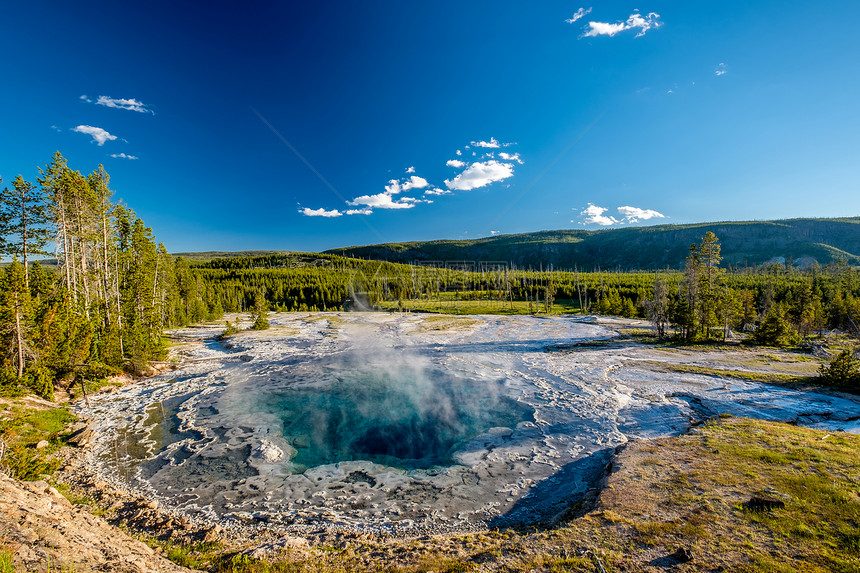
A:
[
  {"left": 403, "top": 175, "right": 429, "bottom": 190},
  {"left": 301, "top": 207, "right": 342, "bottom": 217},
  {"left": 95, "top": 95, "right": 154, "bottom": 114},
  {"left": 471, "top": 137, "right": 501, "bottom": 148},
  {"left": 424, "top": 188, "right": 452, "bottom": 196},
  {"left": 581, "top": 10, "right": 662, "bottom": 38},
  {"left": 348, "top": 192, "right": 416, "bottom": 210},
  {"left": 110, "top": 153, "right": 138, "bottom": 160},
  {"left": 498, "top": 152, "right": 524, "bottom": 164},
  {"left": 565, "top": 7, "right": 592, "bottom": 24},
  {"left": 578, "top": 204, "right": 619, "bottom": 226},
  {"left": 444, "top": 160, "right": 515, "bottom": 191},
  {"left": 456, "top": 149, "right": 462, "bottom": 156},
  {"left": 79, "top": 95, "right": 92, "bottom": 103},
  {"left": 584, "top": 21, "right": 626, "bottom": 37},
  {"left": 446, "top": 159, "right": 466, "bottom": 168},
  {"left": 490, "top": 230, "right": 500, "bottom": 236},
  {"left": 617, "top": 205, "right": 665, "bottom": 222},
  {"left": 577, "top": 204, "right": 666, "bottom": 225},
  {"left": 50, "top": 125, "right": 61, "bottom": 132},
  {"left": 384, "top": 175, "right": 429, "bottom": 195},
  {"left": 72, "top": 125, "right": 118, "bottom": 146},
  {"left": 335, "top": 171, "right": 435, "bottom": 215},
  {"left": 715, "top": 62, "right": 727, "bottom": 76}
]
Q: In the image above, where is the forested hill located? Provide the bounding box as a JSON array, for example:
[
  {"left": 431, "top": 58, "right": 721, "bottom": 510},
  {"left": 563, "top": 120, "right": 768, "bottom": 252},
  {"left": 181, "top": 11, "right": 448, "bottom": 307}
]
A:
[{"left": 324, "top": 218, "right": 860, "bottom": 270}]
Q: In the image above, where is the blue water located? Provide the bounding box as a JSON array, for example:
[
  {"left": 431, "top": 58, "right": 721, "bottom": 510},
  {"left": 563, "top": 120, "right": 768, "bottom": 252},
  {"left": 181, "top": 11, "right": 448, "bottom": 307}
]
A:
[{"left": 255, "top": 367, "right": 534, "bottom": 470}]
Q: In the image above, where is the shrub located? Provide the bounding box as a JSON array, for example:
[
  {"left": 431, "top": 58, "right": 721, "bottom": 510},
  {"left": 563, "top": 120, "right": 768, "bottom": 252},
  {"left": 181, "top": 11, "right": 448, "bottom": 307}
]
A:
[
  {"left": 23, "top": 364, "right": 54, "bottom": 401},
  {"left": 752, "top": 308, "right": 801, "bottom": 347},
  {"left": 220, "top": 320, "right": 240, "bottom": 338},
  {"left": 250, "top": 292, "right": 269, "bottom": 331},
  {"left": 819, "top": 350, "right": 860, "bottom": 391}
]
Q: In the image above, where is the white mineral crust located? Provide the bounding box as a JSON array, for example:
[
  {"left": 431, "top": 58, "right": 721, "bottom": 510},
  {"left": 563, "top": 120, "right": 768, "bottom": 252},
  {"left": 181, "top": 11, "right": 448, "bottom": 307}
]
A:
[{"left": 79, "top": 312, "right": 860, "bottom": 535}]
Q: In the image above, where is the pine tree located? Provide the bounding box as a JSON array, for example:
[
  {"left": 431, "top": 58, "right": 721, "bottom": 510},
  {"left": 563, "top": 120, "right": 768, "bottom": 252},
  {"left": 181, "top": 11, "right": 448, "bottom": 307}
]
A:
[
  {"left": 1, "top": 260, "right": 33, "bottom": 380},
  {"left": 38, "top": 152, "right": 75, "bottom": 301},
  {"left": 251, "top": 291, "right": 270, "bottom": 330},
  {"left": 696, "top": 232, "right": 723, "bottom": 338},
  {"left": 643, "top": 276, "right": 670, "bottom": 338},
  {"left": 753, "top": 306, "right": 801, "bottom": 347},
  {"left": 2, "top": 176, "right": 51, "bottom": 288},
  {"left": 0, "top": 177, "right": 9, "bottom": 255},
  {"left": 819, "top": 350, "right": 859, "bottom": 390}
]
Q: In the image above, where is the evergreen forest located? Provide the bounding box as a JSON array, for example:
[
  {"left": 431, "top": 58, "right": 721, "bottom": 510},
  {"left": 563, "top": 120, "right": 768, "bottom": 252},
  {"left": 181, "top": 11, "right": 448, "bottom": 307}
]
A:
[
  {"left": 190, "top": 232, "right": 860, "bottom": 347},
  {"left": 0, "top": 153, "right": 215, "bottom": 400}
]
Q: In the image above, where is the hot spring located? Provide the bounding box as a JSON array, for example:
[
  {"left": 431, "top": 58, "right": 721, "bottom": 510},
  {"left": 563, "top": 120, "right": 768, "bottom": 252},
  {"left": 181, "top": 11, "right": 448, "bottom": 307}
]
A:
[
  {"left": 255, "top": 362, "right": 534, "bottom": 471},
  {"left": 81, "top": 313, "right": 860, "bottom": 534}
]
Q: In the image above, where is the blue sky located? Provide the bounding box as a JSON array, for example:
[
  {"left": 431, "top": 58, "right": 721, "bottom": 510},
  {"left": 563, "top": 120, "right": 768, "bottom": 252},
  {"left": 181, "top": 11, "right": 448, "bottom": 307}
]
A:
[{"left": 1, "top": 1, "right": 859, "bottom": 253}]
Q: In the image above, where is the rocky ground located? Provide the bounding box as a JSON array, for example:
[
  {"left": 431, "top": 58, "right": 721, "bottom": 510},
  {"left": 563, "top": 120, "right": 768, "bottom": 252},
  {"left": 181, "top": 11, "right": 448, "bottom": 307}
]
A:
[{"left": 0, "top": 472, "right": 193, "bottom": 572}]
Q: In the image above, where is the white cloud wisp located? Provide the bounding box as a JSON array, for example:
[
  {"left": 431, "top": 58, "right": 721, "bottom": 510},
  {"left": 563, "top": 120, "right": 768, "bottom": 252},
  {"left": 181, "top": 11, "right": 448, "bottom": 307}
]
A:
[
  {"left": 565, "top": 7, "right": 592, "bottom": 24},
  {"left": 498, "top": 152, "right": 523, "bottom": 164},
  {"left": 96, "top": 96, "right": 154, "bottom": 114},
  {"left": 301, "top": 207, "right": 343, "bottom": 217},
  {"left": 73, "top": 125, "right": 118, "bottom": 146},
  {"left": 110, "top": 153, "right": 138, "bottom": 160},
  {"left": 617, "top": 205, "right": 665, "bottom": 223},
  {"left": 581, "top": 10, "right": 662, "bottom": 38},
  {"left": 471, "top": 137, "right": 501, "bottom": 148}
]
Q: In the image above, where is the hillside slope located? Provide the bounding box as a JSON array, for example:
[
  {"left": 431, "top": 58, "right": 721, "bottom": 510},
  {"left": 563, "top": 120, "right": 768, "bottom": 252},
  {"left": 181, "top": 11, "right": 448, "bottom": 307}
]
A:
[
  {"left": 0, "top": 475, "right": 191, "bottom": 572},
  {"left": 325, "top": 218, "right": 860, "bottom": 269}
]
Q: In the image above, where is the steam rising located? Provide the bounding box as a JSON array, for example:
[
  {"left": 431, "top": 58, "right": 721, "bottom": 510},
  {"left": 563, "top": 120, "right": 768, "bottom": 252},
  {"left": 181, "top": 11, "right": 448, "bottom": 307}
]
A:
[{"left": 252, "top": 352, "right": 531, "bottom": 470}]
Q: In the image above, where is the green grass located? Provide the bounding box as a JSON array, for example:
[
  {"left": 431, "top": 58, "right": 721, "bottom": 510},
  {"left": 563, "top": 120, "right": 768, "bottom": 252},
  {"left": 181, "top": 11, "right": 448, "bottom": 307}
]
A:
[
  {"left": 702, "top": 419, "right": 860, "bottom": 572},
  {"left": 410, "top": 315, "right": 483, "bottom": 333},
  {"left": 132, "top": 533, "right": 224, "bottom": 570},
  {"left": 0, "top": 404, "right": 76, "bottom": 480},
  {"left": 641, "top": 361, "right": 815, "bottom": 384},
  {"left": 0, "top": 548, "right": 14, "bottom": 573},
  {"left": 378, "top": 297, "right": 582, "bottom": 315},
  {"left": 51, "top": 482, "right": 94, "bottom": 506}
]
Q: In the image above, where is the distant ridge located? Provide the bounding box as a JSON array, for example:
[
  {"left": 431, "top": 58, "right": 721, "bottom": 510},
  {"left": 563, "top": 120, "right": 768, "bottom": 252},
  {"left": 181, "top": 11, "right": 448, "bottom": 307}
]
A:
[
  {"left": 324, "top": 218, "right": 860, "bottom": 270},
  {"left": 173, "top": 250, "right": 292, "bottom": 262}
]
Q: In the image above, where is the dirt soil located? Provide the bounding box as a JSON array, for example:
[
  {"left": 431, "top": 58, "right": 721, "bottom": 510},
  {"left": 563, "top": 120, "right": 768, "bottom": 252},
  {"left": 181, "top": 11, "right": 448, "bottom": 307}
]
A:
[{"left": 0, "top": 472, "right": 195, "bottom": 572}]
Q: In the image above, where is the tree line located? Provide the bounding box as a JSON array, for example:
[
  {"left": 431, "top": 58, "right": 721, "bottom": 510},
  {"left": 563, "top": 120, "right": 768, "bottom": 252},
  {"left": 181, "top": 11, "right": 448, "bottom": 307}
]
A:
[
  {"left": 0, "top": 152, "right": 214, "bottom": 399},
  {"left": 191, "top": 239, "right": 860, "bottom": 346},
  {"left": 639, "top": 232, "right": 860, "bottom": 344}
]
